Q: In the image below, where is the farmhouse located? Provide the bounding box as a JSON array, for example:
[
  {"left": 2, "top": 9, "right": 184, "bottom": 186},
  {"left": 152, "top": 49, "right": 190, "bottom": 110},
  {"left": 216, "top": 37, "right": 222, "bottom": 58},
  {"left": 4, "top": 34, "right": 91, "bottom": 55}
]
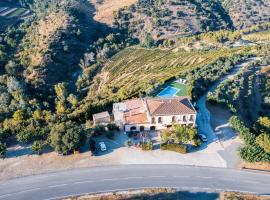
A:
[
  {"left": 112, "top": 97, "right": 196, "bottom": 131},
  {"left": 93, "top": 111, "right": 111, "bottom": 126}
]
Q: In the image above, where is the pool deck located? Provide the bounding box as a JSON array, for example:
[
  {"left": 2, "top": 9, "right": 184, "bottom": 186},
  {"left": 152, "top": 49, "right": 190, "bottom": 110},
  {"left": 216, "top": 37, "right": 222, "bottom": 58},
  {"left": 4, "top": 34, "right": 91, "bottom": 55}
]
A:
[{"left": 157, "top": 81, "right": 188, "bottom": 97}]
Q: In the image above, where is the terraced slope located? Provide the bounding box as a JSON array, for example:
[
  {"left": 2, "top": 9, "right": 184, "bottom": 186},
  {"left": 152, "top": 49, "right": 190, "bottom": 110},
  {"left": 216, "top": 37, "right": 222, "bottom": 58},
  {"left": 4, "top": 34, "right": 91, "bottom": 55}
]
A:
[
  {"left": 0, "top": 2, "right": 30, "bottom": 31},
  {"left": 88, "top": 46, "right": 249, "bottom": 102}
]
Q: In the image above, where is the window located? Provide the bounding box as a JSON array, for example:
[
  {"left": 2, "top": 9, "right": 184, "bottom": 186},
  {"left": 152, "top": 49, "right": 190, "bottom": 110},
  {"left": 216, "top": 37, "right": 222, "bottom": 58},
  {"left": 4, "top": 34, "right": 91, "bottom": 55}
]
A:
[
  {"left": 158, "top": 117, "right": 162, "bottom": 123},
  {"left": 130, "top": 126, "right": 137, "bottom": 131},
  {"left": 151, "top": 117, "right": 156, "bottom": 124},
  {"left": 190, "top": 115, "right": 194, "bottom": 121},
  {"left": 172, "top": 116, "right": 176, "bottom": 123},
  {"left": 183, "top": 115, "right": 186, "bottom": 121}
]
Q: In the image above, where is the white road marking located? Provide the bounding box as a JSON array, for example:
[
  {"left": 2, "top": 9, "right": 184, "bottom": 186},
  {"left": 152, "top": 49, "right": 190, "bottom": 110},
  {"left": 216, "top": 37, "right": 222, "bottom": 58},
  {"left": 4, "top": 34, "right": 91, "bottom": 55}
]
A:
[
  {"left": 196, "top": 176, "right": 212, "bottom": 179},
  {"left": 48, "top": 184, "right": 68, "bottom": 188},
  {"left": 13, "top": 188, "right": 41, "bottom": 194},
  {"left": 243, "top": 180, "right": 260, "bottom": 184},
  {"left": 173, "top": 175, "right": 190, "bottom": 178},
  {"left": 0, "top": 193, "right": 11, "bottom": 199},
  {"left": 0, "top": 188, "right": 41, "bottom": 199},
  {"left": 121, "top": 176, "right": 144, "bottom": 180},
  {"left": 74, "top": 180, "right": 95, "bottom": 184},
  {"left": 219, "top": 177, "right": 233, "bottom": 181},
  {"left": 147, "top": 176, "right": 166, "bottom": 178},
  {"left": 99, "top": 178, "right": 120, "bottom": 182}
]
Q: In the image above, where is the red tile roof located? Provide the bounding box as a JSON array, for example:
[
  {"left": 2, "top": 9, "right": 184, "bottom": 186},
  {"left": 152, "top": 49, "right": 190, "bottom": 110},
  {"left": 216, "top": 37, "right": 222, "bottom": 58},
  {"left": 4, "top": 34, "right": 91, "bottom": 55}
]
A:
[{"left": 146, "top": 97, "right": 196, "bottom": 116}]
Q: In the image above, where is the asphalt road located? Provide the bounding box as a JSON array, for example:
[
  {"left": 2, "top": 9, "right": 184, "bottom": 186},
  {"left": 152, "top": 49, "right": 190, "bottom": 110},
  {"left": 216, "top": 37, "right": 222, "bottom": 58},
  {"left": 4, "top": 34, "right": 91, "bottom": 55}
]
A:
[{"left": 0, "top": 165, "right": 270, "bottom": 200}]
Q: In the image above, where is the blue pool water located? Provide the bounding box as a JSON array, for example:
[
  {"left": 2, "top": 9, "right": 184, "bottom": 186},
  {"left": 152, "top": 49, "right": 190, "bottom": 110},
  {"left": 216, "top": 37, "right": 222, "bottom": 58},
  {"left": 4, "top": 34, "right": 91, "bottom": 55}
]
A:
[{"left": 157, "top": 86, "right": 178, "bottom": 97}]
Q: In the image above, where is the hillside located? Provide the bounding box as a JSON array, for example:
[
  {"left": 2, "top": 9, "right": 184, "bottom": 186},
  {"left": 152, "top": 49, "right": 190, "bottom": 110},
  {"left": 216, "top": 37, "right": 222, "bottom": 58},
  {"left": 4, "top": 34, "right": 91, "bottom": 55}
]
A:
[
  {"left": 111, "top": 0, "right": 270, "bottom": 41},
  {"left": 19, "top": 0, "right": 99, "bottom": 89},
  {"left": 114, "top": 0, "right": 233, "bottom": 40},
  {"left": 92, "top": 0, "right": 138, "bottom": 25},
  {"left": 221, "top": 0, "right": 270, "bottom": 29}
]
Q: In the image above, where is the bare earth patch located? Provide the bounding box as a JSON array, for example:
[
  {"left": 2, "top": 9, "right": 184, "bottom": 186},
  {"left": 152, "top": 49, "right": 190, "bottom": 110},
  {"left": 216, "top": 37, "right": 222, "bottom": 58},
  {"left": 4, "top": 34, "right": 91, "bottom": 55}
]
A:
[
  {"left": 64, "top": 188, "right": 220, "bottom": 200},
  {"left": 0, "top": 151, "right": 119, "bottom": 181},
  {"left": 92, "top": 0, "right": 138, "bottom": 25},
  {"left": 220, "top": 192, "right": 270, "bottom": 200},
  {"left": 239, "top": 162, "right": 270, "bottom": 172}
]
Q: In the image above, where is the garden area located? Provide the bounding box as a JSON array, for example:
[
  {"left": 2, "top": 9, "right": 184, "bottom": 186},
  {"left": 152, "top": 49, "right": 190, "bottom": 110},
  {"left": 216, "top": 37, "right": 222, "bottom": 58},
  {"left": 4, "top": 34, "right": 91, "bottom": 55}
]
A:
[{"left": 160, "top": 125, "right": 201, "bottom": 154}]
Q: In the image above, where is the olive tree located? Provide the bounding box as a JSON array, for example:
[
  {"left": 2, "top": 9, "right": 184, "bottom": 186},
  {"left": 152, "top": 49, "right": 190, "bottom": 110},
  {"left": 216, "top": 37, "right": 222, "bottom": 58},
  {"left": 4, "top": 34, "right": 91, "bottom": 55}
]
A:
[{"left": 50, "top": 121, "right": 86, "bottom": 154}]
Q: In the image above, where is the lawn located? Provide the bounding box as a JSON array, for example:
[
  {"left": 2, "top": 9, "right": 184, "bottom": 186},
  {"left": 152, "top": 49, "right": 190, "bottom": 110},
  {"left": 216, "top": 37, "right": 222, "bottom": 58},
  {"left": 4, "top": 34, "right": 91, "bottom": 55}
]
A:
[
  {"left": 155, "top": 81, "right": 189, "bottom": 97},
  {"left": 171, "top": 82, "right": 189, "bottom": 96}
]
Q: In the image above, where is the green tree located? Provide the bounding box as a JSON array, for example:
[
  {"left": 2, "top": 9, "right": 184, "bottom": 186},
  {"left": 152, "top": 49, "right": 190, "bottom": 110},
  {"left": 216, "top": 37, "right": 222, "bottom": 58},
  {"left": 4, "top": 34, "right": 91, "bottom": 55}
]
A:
[
  {"left": 256, "top": 133, "right": 270, "bottom": 153},
  {"left": 141, "top": 33, "right": 156, "bottom": 48},
  {"left": 254, "top": 117, "right": 270, "bottom": 134},
  {"left": 31, "top": 140, "right": 44, "bottom": 155},
  {"left": 54, "top": 83, "right": 68, "bottom": 102},
  {"left": 174, "top": 125, "right": 197, "bottom": 143},
  {"left": 50, "top": 121, "right": 86, "bottom": 154},
  {"left": 0, "top": 142, "right": 6, "bottom": 158},
  {"left": 67, "top": 94, "right": 78, "bottom": 107},
  {"left": 13, "top": 110, "right": 25, "bottom": 122}
]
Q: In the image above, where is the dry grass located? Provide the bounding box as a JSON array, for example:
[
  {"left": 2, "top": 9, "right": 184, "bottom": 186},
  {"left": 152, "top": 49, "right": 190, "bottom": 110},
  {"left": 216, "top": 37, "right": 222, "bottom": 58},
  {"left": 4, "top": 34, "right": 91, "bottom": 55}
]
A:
[
  {"left": 221, "top": 192, "right": 270, "bottom": 200},
  {"left": 239, "top": 162, "right": 270, "bottom": 172},
  {"left": 0, "top": 151, "right": 118, "bottom": 181},
  {"left": 21, "top": 10, "right": 69, "bottom": 67},
  {"left": 92, "top": 0, "right": 138, "bottom": 25},
  {"left": 64, "top": 188, "right": 176, "bottom": 200},
  {"left": 260, "top": 66, "right": 270, "bottom": 77}
]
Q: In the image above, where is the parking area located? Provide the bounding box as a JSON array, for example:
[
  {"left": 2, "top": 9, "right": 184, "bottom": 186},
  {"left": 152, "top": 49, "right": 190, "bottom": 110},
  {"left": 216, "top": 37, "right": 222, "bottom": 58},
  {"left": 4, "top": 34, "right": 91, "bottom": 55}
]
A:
[
  {"left": 89, "top": 130, "right": 227, "bottom": 167},
  {"left": 92, "top": 130, "right": 161, "bottom": 155}
]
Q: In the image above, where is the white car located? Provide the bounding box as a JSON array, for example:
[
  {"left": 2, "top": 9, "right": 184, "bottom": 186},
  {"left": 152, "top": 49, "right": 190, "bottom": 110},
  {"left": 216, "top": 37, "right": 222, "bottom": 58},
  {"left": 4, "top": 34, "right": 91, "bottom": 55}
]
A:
[
  {"left": 199, "top": 134, "right": 207, "bottom": 142},
  {"left": 99, "top": 142, "right": 107, "bottom": 152}
]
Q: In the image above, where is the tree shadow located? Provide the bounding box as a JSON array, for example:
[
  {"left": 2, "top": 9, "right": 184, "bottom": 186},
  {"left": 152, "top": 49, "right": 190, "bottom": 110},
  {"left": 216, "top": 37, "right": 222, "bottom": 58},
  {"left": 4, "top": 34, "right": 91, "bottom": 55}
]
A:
[
  {"left": 91, "top": 132, "right": 125, "bottom": 156},
  {"left": 6, "top": 141, "right": 53, "bottom": 158},
  {"left": 119, "top": 190, "right": 219, "bottom": 200}
]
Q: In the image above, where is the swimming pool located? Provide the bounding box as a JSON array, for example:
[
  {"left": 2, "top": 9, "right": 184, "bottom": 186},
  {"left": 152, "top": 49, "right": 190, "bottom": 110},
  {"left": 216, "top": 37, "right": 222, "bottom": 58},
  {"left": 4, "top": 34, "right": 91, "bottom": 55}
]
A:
[{"left": 157, "top": 86, "right": 179, "bottom": 97}]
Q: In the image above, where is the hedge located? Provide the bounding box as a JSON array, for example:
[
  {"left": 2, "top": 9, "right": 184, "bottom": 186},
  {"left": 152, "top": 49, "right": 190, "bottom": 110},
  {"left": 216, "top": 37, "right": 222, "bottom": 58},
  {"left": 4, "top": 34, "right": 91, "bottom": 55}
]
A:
[
  {"left": 161, "top": 143, "right": 187, "bottom": 154},
  {"left": 238, "top": 145, "right": 270, "bottom": 163}
]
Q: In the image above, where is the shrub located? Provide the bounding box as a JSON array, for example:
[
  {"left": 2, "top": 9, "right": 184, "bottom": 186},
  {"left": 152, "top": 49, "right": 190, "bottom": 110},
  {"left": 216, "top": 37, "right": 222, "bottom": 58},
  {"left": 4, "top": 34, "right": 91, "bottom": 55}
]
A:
[
  {"left": 0, "top": 142, "right": 6, "bottom": 158},
  {"left": 107, "top": 123, "right": 119, "bottom": 131},
  {"left": 161, "top": 143, "right": 187, "bottom": 154},
  {"left": 256, "top": 133, "right": 270, "bottom": 153},
  {"left": 193, "top": 137, "right": 202, "bottom": 147},
  {"left": 31, "top": 140, "right": 44, "bottom": 155},
  {"left": 125, "top": 139, "right": 132, "bottom": 147},
  {"left": 238, "top": 145, "right": 270, "bottom": 163},
  {"left": 229, "top": 116, "right": 256, "bottom": 145},
  {"left": 141, "top": 141, "right": 153, "bottom": 151}
]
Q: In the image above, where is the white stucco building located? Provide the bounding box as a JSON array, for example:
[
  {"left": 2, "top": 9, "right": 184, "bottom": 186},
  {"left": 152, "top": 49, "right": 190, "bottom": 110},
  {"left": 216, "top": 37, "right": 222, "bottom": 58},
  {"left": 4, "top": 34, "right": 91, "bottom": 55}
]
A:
[{"left": 112, "top": 97, "right": 196, "bottom": 132}]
